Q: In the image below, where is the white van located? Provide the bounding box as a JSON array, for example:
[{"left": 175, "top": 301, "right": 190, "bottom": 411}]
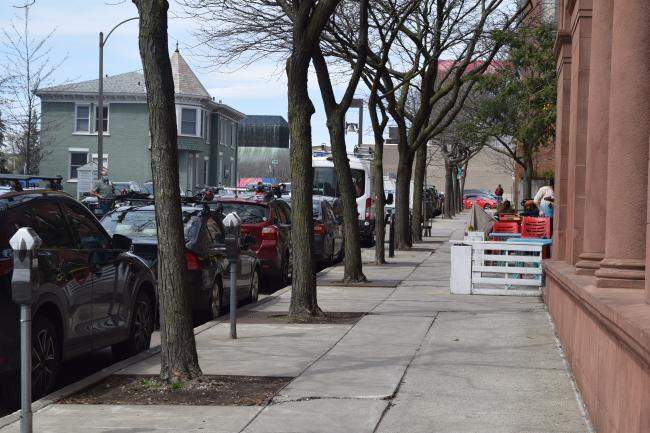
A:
[
  {"left": 384, "top": 176, "right": 413, "bottom": 221},
  {"left": 312, "top": 150, "right": 375, "bottom": 245}
]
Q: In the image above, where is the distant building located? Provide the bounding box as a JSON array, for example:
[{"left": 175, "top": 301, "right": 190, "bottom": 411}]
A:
[
  {"left": 36, "top": 49, "right": 244, "bottom": 195},
  {"left": 237, "top": 115, "right": 290, "bottom": 182}
]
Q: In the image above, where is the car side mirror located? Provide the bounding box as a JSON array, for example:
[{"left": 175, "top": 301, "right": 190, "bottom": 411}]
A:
[
  {"left": 385, "top": 193, "right": 394, "bottom": 205},
  {"left": 112, "top": 233, "right": 132, "bottom": 251}
]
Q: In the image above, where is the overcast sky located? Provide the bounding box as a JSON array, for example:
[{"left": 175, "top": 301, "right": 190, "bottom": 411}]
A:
[{"left": 0, "top": 0, "right": 366, "bottom": 147}]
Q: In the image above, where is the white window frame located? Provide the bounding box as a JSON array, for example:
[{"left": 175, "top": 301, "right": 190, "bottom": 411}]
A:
[
  {"left": 73, "top": 103, "right": 110, "bottom": 135},
  {"left": 68, "top": 148, "right": 89, "bottom": 181},
  {"left": 178, "top": 106, "right": 200, "bottom": 137},
  {"left": 94, "top": 105, "right": 110, "bottom": 134},
  {"left": 74, "top": 103, "right": 91, "bottom": 133},
  {"left": 91, "top": 153, "right": 109, "bottom": 170}
]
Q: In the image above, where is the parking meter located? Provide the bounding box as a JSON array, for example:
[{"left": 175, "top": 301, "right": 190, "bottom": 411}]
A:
[
  {"left": 10, "top": 227, "right": 42, "bottom": 304},
  {"left": 9, "top": 227, "right": 42, "bottom": 433},
  {"left": 223, "top": 212, "right": 242, "bottom": 339}
]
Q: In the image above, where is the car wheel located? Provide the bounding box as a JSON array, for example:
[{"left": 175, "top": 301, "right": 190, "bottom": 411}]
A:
[
  {"left": 209, "top": 278, "right": 224, "bottom": 319},
  {"left": 112, "top": 291, "right": 154, "bottom": 360},
  {"left": 249, "top": 268, "right": 261, "bottom": 303},
  {"left": 32, "top": 316, "right": 61, "bottom": 400}
]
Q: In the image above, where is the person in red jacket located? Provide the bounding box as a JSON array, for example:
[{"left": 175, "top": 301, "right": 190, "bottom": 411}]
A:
[{"left": 494, "top": 184, "right": 504, "bottom": 204}]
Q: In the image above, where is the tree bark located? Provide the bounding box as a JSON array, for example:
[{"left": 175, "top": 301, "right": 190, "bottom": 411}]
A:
[
  {"left": 522, "top": 147, "right": 534, "bottom": 199},
  {"left": 411, "top": 144, "right": 426, "bottom": 243},
  {"left": 133, "top": 0, "right": 201, "bottom": 382},
  {"left": 395, "top": 150, "right": 414, "bottom": 249},
  {"left": 444, "top": 159, "right": 454, "bottom": 218},
  {"left": 452, "top": 166, "right": 460, "bottom": 213},
  {"left": 327, "top": 116, "right": 367, "bottom": 282},
  {"left": 368, "top": 92, "right": 387, "bottom": 265},
  {"left": 287, "top": 50, "right": 321, "bottom": 320}
]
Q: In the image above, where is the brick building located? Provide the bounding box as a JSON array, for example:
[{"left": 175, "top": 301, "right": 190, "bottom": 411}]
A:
[{"left": 544, "top": 1, "right": 649, "bottom": 432}]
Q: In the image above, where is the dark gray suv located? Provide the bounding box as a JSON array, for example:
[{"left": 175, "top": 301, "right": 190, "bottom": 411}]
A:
[{"left": 0, "top": 191, "right": 156, "bottom": 402}]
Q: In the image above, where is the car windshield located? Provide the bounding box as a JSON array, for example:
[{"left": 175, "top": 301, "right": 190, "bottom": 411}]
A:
[
  {"left": 220, "top": 203, "right": 269, "bottom": 224},
  {"left": 101, "top": 209, "right": 198, "bottom": 240}
]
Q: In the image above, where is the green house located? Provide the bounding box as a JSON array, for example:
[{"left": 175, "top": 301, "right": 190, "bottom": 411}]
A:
[{"left": 36, "top": 49, "right": 244, "bottom": 196}]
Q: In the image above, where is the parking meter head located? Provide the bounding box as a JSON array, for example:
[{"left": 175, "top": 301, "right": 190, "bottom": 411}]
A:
[
  {"left": 223, "top": 212, "right": 242, "bottom": 260},
  {"left": 9, "top": 227, "right": 42, "bottom": 304}
]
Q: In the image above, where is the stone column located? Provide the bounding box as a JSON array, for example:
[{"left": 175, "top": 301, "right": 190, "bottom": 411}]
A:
[
  {"left": 595, "top": 0, "right": 650, "bottom": 289},
  {"left": 551, "top": 31, "right": 572, "bottom": 261},
  {"left": 575, "top": 0, "right": 613, "bottom": 275},
  {"left": 564, "top": 4, "right": 591, "bottom": 265}
]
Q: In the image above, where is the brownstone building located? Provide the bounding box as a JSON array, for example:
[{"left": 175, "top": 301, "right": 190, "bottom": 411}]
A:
[{"left": 545, "top": 1, "right": 649, "bottom": 432}]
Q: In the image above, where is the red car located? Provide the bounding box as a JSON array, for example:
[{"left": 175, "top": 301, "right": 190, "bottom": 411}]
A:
[
  {"left": 463, "top": 194, "right": 498, "bottom": 210},
  {"left": 218, "top": 197, "right": 292, "bottom": 287}
]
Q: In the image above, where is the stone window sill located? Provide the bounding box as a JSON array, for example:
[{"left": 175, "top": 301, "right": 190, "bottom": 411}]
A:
[{"left": 544, "top": 260, "right": 650, "bottom": 366}]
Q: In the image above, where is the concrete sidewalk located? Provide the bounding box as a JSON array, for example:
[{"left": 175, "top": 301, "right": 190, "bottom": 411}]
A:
[{"left": 0, "top": 214, "right": 590, "bottom": 433}]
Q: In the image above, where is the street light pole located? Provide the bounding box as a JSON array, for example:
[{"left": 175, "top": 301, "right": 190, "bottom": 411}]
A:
[
  {"left": 98, "top": 32, "right": 104, "bottom": 179},
  {"left": 97, "top": 17, "right": 138, "bottom": 179}
]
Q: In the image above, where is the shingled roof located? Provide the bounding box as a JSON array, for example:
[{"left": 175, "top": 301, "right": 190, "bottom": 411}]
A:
[
  {"left": 37, "top": 50, "right": 211, "bottom": 100},
  {"left": 240, "top": 115, "right": 288, "bottom": 127}
]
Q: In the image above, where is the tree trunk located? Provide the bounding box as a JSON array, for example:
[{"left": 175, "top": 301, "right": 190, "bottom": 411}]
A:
[
  {"left": 411, "top": 144, "right": 426, "bottom": 243},
  {"left": 444, "top": 159, "right": 454, "bottom": 218},
  {"left": 459, "top": 160, "right": 468, "bottom": 205},
  {"left": 133, "top": 0, "right": 201, "bottom": 382},
  {"left": 286, "top": 51, "right": 321, "bottom": 320},
  {"left": 328, "top": 116, "right": 366, "bottom": 283},
  {"left": 452, "top": 165, "right": 460, "bottom": 213},
  {"left": 523, "top": 149, "right": 534, "bottom": 200},
  {"left": 368, "top": 92, "right": 386, "bottom": 265},
  {"left": 395, "top": 150, "right": 414, "bottom": 249}
]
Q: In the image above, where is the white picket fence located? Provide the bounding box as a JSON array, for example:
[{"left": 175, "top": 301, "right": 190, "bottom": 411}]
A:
[{"left": 450, "top": 239, "right": 544, "bottom": 296}]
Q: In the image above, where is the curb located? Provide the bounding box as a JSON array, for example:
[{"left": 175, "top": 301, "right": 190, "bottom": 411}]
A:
[{"left": 0, "top": 284, "right": 291, "bottom": 429}]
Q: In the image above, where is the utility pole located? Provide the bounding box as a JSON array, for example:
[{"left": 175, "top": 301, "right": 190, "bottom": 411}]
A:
[{"left": 97, "top": 17, "right": 138, "bottom": 179}]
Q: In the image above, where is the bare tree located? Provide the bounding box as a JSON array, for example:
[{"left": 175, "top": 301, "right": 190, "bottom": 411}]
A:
[
  {"left": 312, "top": 0, "right": 369, "bottom": 282},
  {"left": 133, "top": 0, "right": 202, "bottom": 382},
  {"left": 2, "top": 1, "right": 62, "bottom": 174},
  {"left": 183, "top": 0, "right": 342, "bottom": 319}
]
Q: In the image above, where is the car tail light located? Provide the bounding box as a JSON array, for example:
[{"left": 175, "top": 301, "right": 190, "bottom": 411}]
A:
[
  {"left": 0, "top": 258, "right": 12, "bottom": 276},
  {"left": 365, "top": 197, "right": 372, "bottom": 220},
  {"left": 185, "top": 251, "right": 200, "bottom": 271},
  {"left": 261, "top": 225, "right": 278, "bottom": 241},
  {"left": 314, "top": 223, "right": 327, "bottom": 235}
]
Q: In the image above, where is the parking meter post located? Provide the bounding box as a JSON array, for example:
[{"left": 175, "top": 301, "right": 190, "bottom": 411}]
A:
[
  {"left": 9, "top": 227, "right": 42, "bottom": 433},
  {"left": 20, "top": 305, "right": 31, "bottom": 433},
  {"left": 388, "top": 215, "right": 394, "bottom": 258},
  {"left": 229, "top": 260, "right": 237, "bottom": 339},
  {"left": 223, "top": 212, "right": 242, "bottom": 340}
]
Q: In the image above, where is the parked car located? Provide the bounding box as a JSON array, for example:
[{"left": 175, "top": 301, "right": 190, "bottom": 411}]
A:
[
  {"left": 112, "top": 181, "right": 144, "bottom": 196},
  {"left": 463, "top": 193, "right": 498, "bottom": 210},
  {"left": 101, "top": 204, "right": 260, "bottom": 318},
  {"left": 142, "top": 181, "right": 186, "bottom": 199},
  {"left": 312, "top": 197, "right": 344, "bottom": 265},
  {"left": 217, "top": 197, "right": 292, "bottom": 286},
  {"left": 0, "top": 190, "right": 156, "bottom": 402}
]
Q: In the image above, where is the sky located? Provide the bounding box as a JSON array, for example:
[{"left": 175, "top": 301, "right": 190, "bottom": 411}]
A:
[{"left": 0, "top": 0, "right": 366, "bottom": 148}]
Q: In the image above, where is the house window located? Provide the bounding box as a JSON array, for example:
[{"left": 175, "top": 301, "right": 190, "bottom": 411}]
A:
[
  {"left": 75, "top": 105, "right": 90, "bottom": 132},
  {"left": 230, "top": 157, "right": 235, "bottom": 186},
  {"left": 231, "top": 121, "right": 236, "bottom": 148},
  {"left": 69, "top": 151, "right": 88, "bottom": 179},
  {"left": 181, "top": 108, "right": 198, "bottom": 135},
  {"left": 202, "top": 111, "right": 209, "bottom": 140},
  {"left": 91, "top": 154, "right": 109, "bottom": 170},
  {"left": 94, "top": 106, "right": 109, "bottom": 133}
]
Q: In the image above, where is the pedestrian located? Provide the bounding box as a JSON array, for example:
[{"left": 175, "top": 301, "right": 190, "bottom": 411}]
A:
[
  {"left": 494, "top": 184, "right": 504, "bottom": 205},
  {"left": 92, "top": 168, "right": 115, "bottom": 215},
  {"left": 534, "top": 180, "right": 554, "bottom": 218}
]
